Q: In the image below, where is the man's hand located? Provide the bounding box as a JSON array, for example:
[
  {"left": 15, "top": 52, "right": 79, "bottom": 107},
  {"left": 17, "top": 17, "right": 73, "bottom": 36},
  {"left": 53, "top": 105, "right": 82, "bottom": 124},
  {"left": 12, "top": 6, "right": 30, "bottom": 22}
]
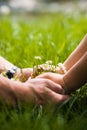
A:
[{"left": 25, "top": 78, "right": 69, "bottom": 105}]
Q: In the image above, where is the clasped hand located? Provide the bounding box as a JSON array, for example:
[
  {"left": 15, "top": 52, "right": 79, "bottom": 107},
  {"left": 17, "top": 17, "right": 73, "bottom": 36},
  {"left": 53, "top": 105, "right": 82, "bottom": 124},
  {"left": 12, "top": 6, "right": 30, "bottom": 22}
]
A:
[{"left": 23, "top": 70, "right": 69, "bottom": 105}]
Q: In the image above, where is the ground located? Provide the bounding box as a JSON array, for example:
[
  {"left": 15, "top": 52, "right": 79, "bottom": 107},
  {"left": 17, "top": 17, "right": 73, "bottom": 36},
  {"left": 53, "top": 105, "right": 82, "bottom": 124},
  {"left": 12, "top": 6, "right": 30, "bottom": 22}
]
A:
[{"left": 0, "top": 7, "right": 87, "bottom": 130}]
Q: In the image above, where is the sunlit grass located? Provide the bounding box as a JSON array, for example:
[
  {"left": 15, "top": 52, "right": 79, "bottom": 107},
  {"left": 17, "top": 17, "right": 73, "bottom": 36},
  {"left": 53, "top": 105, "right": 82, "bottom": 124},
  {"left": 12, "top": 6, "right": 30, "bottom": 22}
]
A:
[{"left": 0, "top": 12, "right": 87, "bottom": 130}]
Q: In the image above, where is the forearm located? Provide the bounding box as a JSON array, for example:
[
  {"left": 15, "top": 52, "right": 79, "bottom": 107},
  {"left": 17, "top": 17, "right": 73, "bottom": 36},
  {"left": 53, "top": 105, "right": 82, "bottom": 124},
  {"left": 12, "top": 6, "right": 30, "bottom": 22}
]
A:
[
  {"left": 63, "top": 52, "right": 87, "bottom": 93},
  {"left": 0, "top": 75, "right": 30, "bottom": 105},
  {"left": 64, "top": 34, "right": 87, "bottom": 71},
  {"left": 0, "top": 56, "right": 15, "bottom": 73},
  {"left": 0, "top": 56, "right": 32, "bottom": 81}
]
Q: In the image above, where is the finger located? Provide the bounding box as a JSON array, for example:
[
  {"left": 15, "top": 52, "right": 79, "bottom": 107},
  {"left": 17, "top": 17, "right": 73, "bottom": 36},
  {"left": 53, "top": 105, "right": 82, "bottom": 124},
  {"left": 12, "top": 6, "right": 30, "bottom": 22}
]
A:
[
  {"left": 36, "top": 73, "right": 58, "bottom": 84},
  {"left": 45, "top": 79, "right": 64, "bottom": 94},
  {"left": 36, "top": 73, "right": 50, "bottom": 78},
  {"left": 27, "top": 78, "right": 64, "bottom": 94},
  {"left": 23, "top": 68, "right": 33, "bottom": 78},
  {"left": 49, "top": 91, "right": 70, "bottom": 104},
  {"left": 42, "top": 87, "right": 70, "bottom": 104}
]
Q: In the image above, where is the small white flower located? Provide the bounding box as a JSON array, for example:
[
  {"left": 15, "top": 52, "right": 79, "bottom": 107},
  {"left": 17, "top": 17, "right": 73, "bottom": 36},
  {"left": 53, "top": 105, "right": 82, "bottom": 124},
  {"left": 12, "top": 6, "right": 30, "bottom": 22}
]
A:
[
  {"left": 45, "top": 60, "right": 53, "bottom": 65},
  {"left": 34, "top": 56, "right": 42, "bottom": 60}
]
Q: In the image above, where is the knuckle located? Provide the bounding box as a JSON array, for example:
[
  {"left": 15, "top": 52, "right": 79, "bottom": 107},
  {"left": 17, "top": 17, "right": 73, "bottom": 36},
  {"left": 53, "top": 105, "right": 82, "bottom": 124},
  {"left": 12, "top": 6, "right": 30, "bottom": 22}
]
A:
[{"left": 44, "top": 72, "right": 51, "bottom": 78}]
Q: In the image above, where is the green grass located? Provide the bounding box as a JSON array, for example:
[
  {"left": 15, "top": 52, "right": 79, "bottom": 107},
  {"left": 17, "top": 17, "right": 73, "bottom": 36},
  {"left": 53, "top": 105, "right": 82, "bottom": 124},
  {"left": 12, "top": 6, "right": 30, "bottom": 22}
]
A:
[{"left": 0, "top": 12, "right": 87, "bottom": 130}]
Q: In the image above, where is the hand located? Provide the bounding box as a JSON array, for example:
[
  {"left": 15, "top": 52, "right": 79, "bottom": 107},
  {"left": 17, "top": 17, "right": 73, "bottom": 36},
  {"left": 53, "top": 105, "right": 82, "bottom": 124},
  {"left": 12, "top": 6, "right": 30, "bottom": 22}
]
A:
[
  {"left": 25, "top": 78, "right": 69, "bottom": 105},
  {"left": 16, "top": 68, "right": 33, "bottom": 82},
  {"left": 36, "top": 72, "right": 65, "bottom": 87}
]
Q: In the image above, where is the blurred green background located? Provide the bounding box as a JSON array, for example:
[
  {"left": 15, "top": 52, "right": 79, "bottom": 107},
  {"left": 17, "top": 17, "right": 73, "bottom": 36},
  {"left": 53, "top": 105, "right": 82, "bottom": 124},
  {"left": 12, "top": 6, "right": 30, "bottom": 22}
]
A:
[{"left": 0, "top": 0, "right": 87, "bottom": 130}]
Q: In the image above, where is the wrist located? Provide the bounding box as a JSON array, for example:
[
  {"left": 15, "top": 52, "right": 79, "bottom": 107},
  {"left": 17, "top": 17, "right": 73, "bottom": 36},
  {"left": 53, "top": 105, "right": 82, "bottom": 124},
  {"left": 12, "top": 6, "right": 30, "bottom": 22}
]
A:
[
  {"left": 61, "top": 75, "right": 69, "bottom": 94},
  {"left": 1, "top": 67, "right": 27, "bottom": 82},
  {"left": 56, "top": 63, "right": 67, "bottom": 74},
  {"left": 6, "top": 66, "right": 18, "bottom": 79},
  {"left": 1, "top": 66, "right": 18, "bottom": 79}
]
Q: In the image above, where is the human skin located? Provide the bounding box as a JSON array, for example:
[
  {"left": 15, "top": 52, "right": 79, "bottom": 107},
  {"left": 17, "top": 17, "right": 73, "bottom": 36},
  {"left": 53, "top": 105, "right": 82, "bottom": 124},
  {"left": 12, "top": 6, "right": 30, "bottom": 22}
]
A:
[
  {"left": 37, "top": 34, "right": 87, "bottom": 93},
  {"left": 0, "top": 75, "right": 69, "bottom": 105},
  {"left": 63, "top": 34, "right": 87, "bottom": 71},
  {"left": 0, "top": 56, "right": 33, "bottom": 81},
  {"left": 1, "top": 34, "right": 87, "bottom": 104},
  {"left": 0, "top": 56, "right": 69, "bottom": 105},
  {"left": 37, "top": 52, "right": 87, "bottom": 94},
  {"left": 1, "top": 34, "right": 87, "bottom": 81}
]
